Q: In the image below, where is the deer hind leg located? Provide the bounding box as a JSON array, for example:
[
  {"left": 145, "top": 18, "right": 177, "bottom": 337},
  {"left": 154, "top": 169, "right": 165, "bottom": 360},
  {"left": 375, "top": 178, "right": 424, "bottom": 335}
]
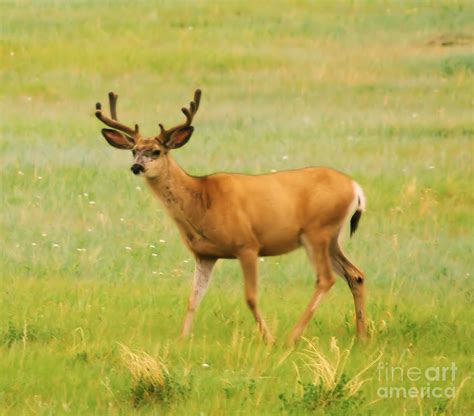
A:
[
  {"left": 180, "top": 256, "right": 217, "bottom": 338},
  {"left": 288, "top": 232, "right": 336, "bottom": 345},
  {"left": 330, "top": 237, "right": 367, "bottom": 339},
  {"left": 238, "top": 249, "right": 274, "bottom": 343}
]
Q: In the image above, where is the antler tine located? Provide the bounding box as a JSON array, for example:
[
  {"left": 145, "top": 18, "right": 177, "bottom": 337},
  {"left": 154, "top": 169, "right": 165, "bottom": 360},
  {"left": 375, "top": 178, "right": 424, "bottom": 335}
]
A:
[
  {"left": 95, "top": 92, "right": 139, "bottom": 137},
  {"left": 194, "top": 89, "right": 201, "bottom": 111},
  {"left": 181, "top": 107, "right": 193, "bottom": 125},
  {"left": 108, "top": 92, "right": 118, "bottom": 120}
]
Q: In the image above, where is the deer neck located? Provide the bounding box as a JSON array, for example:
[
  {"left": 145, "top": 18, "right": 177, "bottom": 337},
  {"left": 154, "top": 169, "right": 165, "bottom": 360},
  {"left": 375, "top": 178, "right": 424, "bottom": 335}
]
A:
[{"left": 145, "top": 156, "right": 204, "bottom": 221}]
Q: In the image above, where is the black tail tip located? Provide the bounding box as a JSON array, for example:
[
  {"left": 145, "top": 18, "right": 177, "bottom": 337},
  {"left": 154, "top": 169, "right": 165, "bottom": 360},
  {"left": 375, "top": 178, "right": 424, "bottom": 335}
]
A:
[{"left": 350, "top": 210, "right": 363, "bottom": 237}]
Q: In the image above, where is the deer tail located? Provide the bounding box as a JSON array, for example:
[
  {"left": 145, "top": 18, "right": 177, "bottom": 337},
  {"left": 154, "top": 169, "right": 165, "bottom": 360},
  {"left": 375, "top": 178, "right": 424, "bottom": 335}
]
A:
[{"left": 350, "top": 182, "right": 366, "bottom": 237}]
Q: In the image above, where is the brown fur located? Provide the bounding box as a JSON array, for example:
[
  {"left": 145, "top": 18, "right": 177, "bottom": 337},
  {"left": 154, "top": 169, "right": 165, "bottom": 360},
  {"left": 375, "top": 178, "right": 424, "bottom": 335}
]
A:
[{"left": 95, "top": 90, "right": 367, "bottom": 344}]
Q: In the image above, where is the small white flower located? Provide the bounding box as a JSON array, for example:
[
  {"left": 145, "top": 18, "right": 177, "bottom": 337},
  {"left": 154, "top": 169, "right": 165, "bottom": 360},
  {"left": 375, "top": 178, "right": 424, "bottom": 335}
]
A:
[
  {"left": 52, "top": 243, "right": 60, "bottom": 248},
  {"left": 202, "top": 363, "right": 210, "bottom": 368},
  {"left": 124, "top": 246, "right": 132, "bottom": 250},
  {"left": 87, "top": 228, "right": 93, "bottom": 232},
  {"left": 37, "top": 176, "right": 42, "bottom": 180},
  {"left": 135, "top": 186, "right": 142, "bottom": 191},
  {"left": 183, "top": 259, "right": 190, "bottom": 263},
  {"left": 15, "top": 243, "right": 20, "bottom": 248},
  {"left": 159, "top": 239, "right": 166, "bottom": 243},
  {"left": 282, "top": 155, "right": 288, "bottom": 160},
  {"left": 120, "top": 218, "right": 125, "bottom": 222},
  {"left": 89, "top": 201, "right": 96, "bottom": 205},
  {"left": 83, "top": 193, "right": 88, "bottom": 197},
  {"left": 41, "top": 233, "right": 47, "bottom": 237},
  {"left": 152, "top": 271, "right": 157, "bottom": 275},
  {"left": 18, "top": 170, "right": 24, "bottom": 175},
  {"left": 270, "top": 169, "right": 277, "bottom": 173},
  {"left": 31, "top": 242, "right": 37, "bottom": 246},
  {"left": 259, "top": 258, "right": 265, "bottom": 262},
  {"left": 428, "top": 165, "right": 435, "bottom": 169},
  {"left": 76, "top": 248, "right": 86, "bottom": 252},
  {"left": 152, "top": 253, "right": 158, "bottom": 257}
]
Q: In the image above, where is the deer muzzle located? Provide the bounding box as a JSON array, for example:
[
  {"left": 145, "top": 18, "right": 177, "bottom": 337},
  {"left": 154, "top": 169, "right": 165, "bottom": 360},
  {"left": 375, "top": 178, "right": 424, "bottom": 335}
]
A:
[{"left": 131, "top": 163, "right": 145, "bottom": 175}]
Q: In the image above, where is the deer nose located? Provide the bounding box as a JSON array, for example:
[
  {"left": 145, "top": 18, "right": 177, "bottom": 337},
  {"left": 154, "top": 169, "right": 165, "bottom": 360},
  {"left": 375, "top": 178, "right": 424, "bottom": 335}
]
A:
[{"left": 131, "top": 164, "right": 145, "bottom": 175}]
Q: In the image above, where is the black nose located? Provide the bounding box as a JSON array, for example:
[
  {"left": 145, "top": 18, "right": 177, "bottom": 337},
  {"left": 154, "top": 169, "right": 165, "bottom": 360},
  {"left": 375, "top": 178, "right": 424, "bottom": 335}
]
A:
[{"left": 131, "top": 164, "right": 144, "bottom": 175}]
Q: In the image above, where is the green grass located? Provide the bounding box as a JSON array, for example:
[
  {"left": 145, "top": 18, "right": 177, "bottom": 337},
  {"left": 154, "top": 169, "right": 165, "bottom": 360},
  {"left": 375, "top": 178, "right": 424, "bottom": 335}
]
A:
[{"left": 1, "top": 0, "right": 473, "bottom": 414}]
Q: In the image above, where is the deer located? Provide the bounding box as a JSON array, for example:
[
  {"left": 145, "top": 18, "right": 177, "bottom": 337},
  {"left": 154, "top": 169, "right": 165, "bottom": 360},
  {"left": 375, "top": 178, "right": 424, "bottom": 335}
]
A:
[{"left": 94, "top": 89, "right": 367, "bottom": 345}]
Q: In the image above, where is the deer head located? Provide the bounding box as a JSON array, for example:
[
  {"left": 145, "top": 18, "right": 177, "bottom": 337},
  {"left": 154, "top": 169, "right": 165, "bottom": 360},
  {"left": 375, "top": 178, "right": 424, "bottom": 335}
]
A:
[{"left": 95, "top": 89, "right": 201, "bottom": 177}]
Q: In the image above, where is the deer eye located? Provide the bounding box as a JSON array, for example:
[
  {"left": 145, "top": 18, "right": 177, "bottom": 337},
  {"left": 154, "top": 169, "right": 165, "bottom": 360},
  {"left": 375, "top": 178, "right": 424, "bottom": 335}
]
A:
[{"left": 151, "top": 150, "right": 161, "bottom": 158}]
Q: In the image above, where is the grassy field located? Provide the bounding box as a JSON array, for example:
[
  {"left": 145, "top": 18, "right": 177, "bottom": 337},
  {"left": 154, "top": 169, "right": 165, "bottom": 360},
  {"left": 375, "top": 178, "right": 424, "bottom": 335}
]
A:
[{"left": 1, "top": 1, "right": 473, "bottom": 414}]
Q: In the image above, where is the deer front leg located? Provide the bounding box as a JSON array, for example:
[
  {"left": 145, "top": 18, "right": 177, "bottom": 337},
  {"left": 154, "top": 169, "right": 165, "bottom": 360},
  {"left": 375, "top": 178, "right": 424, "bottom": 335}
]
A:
[
  {"left": 180, "top": 256, "right": 217, "bottom": 338},
  {"left": 238, "top": 250, "right": 274, "bottom": 343}
]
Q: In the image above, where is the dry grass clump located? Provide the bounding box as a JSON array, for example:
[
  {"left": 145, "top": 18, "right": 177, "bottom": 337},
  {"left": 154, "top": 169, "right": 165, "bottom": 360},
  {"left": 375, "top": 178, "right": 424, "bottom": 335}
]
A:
[
  {"left": 119, "top": 344, "right": 188, "bottom": 407},
  {"left": 280, "top": 337, "right": 382, "bottom": 414}
]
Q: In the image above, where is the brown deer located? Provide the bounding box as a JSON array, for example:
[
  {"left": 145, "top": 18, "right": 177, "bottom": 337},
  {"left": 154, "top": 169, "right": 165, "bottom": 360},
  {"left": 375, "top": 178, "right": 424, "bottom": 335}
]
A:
[{"left": 95, "top": 89, "right": 367, "bottom": 344}]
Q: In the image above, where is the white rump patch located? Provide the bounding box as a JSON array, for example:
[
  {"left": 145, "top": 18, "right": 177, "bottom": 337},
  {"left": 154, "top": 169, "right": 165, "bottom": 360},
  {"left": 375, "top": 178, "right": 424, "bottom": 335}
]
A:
[{"left": 352, "top": 181, "right": 366, "bottom": 212}]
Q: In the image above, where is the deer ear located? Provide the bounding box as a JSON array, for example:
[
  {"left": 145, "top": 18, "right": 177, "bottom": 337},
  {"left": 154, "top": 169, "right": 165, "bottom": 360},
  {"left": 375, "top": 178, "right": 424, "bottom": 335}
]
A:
[
  {"left": 165, "top": 126, "right": 194, "bottom": 149},
  {"left": 101, "top": 129, "right": 134, "bottom": 150}
]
